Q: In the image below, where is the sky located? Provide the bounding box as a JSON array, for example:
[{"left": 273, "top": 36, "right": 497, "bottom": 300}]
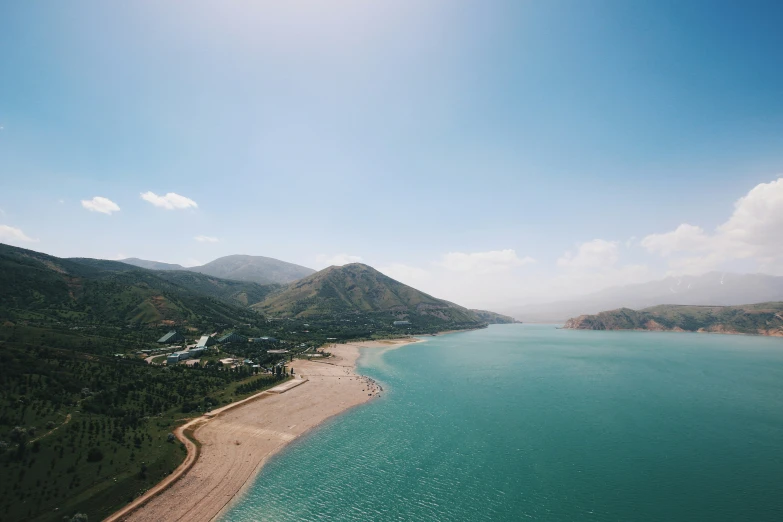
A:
[{"left": 2, "top": 1, "right": 783, "bottom": 309}]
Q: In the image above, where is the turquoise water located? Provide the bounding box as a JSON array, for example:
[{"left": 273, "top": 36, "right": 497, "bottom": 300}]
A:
[{"left": 221, "top": 325, "right": 783, "bottom": 521}]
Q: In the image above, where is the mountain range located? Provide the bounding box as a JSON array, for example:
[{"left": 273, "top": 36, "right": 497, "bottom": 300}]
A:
[
  {"left": 1, "top": 244, "right": 498, "bottom": 332},
  {"left": 121, "top": 255, "right": 315, "bottom": 285},
  {"left": 563, "top": 303, "right": 783, "bottom": 336},
  {"left": 1, "top": 244, "right": 274, "bottom": 327},
  {"left": 507, "top": 272, "right": 783, "bottom": 323}
]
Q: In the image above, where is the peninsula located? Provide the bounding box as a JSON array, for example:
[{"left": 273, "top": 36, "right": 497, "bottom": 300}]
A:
[{"left": 563, "top": 302, "right": 783, "bottom": 336}]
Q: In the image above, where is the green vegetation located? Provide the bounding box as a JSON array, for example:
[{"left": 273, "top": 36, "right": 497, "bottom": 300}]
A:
[
  {"left": 0, "top": 336, "right": 287, "bottom": 522},
  {"left": 0, "top": 244, "right": 276, "bottom": 328},
  {"left": 563, "top": 302, "right": 783, "bottom": 335},
  {"left": 254, "top": 263, "right": 486, "bottom": 330}
]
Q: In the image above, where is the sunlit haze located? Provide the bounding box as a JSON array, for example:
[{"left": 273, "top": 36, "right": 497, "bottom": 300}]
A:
[{"left": 2, "top": 1, "right": 783, "bottom": 309}]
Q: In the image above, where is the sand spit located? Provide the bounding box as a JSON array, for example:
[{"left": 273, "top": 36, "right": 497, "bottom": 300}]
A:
[{"left": 109, "top": 338, "right": 418, "bottom": 522}]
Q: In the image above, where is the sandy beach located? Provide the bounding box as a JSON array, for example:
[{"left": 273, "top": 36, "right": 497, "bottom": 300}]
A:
[{"left": 109, "top": 338, "right": 419, "bottom": 522}]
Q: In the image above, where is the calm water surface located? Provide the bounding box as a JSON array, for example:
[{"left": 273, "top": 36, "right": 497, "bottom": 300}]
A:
[{"left": 221, "top": 325, "right": 783, "bottom": 521}]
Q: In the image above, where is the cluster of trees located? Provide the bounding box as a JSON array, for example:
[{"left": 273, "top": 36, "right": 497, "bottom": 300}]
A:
[{"left": 234, "top": 373, "right": 284, "bottom": 395}]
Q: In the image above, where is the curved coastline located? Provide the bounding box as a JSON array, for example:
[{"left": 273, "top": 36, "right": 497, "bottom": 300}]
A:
[{"left": 106, "top": 339, "right": 419, "bottom": 522}]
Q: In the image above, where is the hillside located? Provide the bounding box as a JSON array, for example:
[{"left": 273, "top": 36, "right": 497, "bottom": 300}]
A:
[
  {"left": 188, "top": 254, "right": 315, "bottom": 285},
  {"left": 507, "top": 272, "right": 783, "bottom": 322},
  {"left": 563, "top": 303, "right": 783, "bottom": 336},
  {"left": 120, "top": 255, "right": 314, "bottom": 285},
  {"left": 254, "top": 263, "right": 484, "bottom": 329},
  {"left": 1, "top": 244, "right": 268, "bottom": 327},
  {"left": 470, "top": 309, "right": 520, "bottom": 324},
  {"left": 120, "top": 257, "right": 185, "bottom": 271}
]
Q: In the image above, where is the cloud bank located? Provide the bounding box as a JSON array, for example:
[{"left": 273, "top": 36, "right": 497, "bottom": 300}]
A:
[
  {"left": 194, "top": 235, "right": 219, "bottom": 243},
  {"left": 642, "top": 177, "right": 783, "bottom": 274}
]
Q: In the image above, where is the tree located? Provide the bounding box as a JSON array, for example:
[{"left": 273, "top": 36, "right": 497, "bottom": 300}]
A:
[{"left": 86, "top": 447, "right": 103, "bottom": 462}]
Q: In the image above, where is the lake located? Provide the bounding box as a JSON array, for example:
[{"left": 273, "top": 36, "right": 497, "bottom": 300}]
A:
[{"left": 221, "top": 324, "right": 783, "bottom": 521}]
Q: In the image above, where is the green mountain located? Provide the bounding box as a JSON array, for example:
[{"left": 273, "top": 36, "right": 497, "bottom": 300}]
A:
[
  {"left": 563, "top": 303, "right": 783, "bottom": 336},
  {"left": 119, "top": 257, "right": 185, "bottom": 270},
  {"left": 0, "top": 243, "right": 272, "bottom": 327},
  {"left": 188, "top": 254, "right": 315, "bottom": 285},
  {"left": 253, "top": 263, "right": 485, "bottom": 329},
  {"left": 470, "top": 309, "right": 520, "bottom": 324}
]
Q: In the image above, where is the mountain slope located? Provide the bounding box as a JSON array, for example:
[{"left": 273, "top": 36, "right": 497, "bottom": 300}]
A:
[
  {"left": 120, "top": 257, "right": 185, "bottom": 270},
  {"left": 508, "top": 272, "right": 783, "bottom": 322},
  {"left": 563, "top": 303, "right": 783, "bottom": 336},
  {"left": 470, "top": 309, "right": 520, "bottom": 324},
  {"left": 187, "top": 254, "right": 315, "bottom": 285},
  {"left": 253, "top": 263, "right": 483, "bottom": 327},
  {"left": 1, "top": 244, "right": 265, "bottom": 326}
]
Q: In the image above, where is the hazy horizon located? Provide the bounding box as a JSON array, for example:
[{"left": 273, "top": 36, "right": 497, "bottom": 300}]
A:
[{"left": 2, "top": 1, "right": 783, "bottom": 309}]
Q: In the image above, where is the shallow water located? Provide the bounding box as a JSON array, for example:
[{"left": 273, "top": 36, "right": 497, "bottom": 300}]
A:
[{"left": 221, "top": 325, "right": 783, "bottom": 521}]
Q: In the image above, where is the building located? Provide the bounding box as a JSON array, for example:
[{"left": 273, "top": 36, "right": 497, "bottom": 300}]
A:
[
  {"left": 166, "top": 351, "right": 191, "bottom": 365},
  {"left": 196, "top": 335, "right": 216, "bottom": 349},
  {"left": 249, "top": 336, "right": 278, "bottom": 343},
  {"left": 217, "top": 332, "right": 247, "bottom": 344},
  {"left": 393, "top": 320, "right": 411, "bottom": 326},
  {"left": 157, "top": 330, "right": 184, "bottom": 344}
]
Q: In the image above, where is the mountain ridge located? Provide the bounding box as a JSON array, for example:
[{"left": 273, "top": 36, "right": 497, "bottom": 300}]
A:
[
  {"left": 563, "top": 302, "right": 783, "bottom": 336},
  {"left": 1, "top": 243, "right": 271, "bottom": 327},
  {"left": 121, "top": 254, "right": 315, "bottom": 285}
]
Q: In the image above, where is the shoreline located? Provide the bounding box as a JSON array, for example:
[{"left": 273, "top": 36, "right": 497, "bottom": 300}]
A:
[{"left": 111, "top": 337, "right": 420, "bottom": 522}]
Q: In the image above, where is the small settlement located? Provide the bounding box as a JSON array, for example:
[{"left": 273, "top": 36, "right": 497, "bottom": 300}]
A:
[{"left": 146, "top": 329, "right": 318, "bottom": 371}]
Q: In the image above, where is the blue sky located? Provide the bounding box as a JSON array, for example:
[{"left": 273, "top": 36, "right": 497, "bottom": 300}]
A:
[{"left": 2, "top": 1, "right": 783, "bottom": 307}]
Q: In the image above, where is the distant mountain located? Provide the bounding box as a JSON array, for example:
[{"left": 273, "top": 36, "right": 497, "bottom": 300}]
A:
[
  {"left": 508, "top": 272, "right": 783, "bottom": 323},
  {"left": 187, "top": 254, "right": 315, "bottom": 285},
  {"left": 1, "top": 244, "right": 267, "bottom": 326},
  {"left": 563, "top": 303, "right": 783, "bottom": 337},
  {"left": 120, "top": 257, "right": 185, "bottom": 271},
  {"left": 119, "top": 254, "right": 315, "bottom": 285},
  {"left": 470, "top": 309, "right": 520, "bottom": 324},
  {"left": 253, "top": 263, "right": 484, "bottom": 329}
]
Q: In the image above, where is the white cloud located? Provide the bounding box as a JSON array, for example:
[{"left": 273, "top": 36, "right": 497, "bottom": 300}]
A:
[
  {"left": 183, "top": 258, "right": 203, "bottom": 267},
  {"left": 642, "top": 177, "right": 783, "bottom": 274},
  {"left": 0, "top": 224, "right": 38, "bottom": 243},
  {"left": 81, "top": 196, "right": 120, "bottom": 215},
  {"left": 557, "top": 239, "right": 619, "bottom": 269},
  {"left": 437, "top": 249, "right": 535, "bottom": 274},
  {"left": 315, "top": 253, "right": 363, "bottom": 268},
  {"left": 379, "top": 263, "right": 431, "bottom": 286},
  {"left": 140, "top": 191, "right": 198, "bottom": 210},
  {"left": 552, "top": 239, "right": 651, "bottom": 296},
  {"left": 640, "top": 224, "right": 711, "bottom": 256},
  {"left": 194, "top": 235, "right": 219, "bottom": 243}
]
